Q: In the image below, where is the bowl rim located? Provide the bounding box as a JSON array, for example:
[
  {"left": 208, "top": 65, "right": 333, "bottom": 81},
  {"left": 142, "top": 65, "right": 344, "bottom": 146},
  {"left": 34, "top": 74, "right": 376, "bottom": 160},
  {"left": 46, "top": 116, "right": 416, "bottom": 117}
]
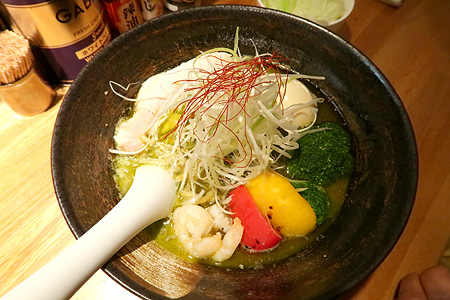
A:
[{"left": 51, "top": 5, "right": 418, "bottom": 300}]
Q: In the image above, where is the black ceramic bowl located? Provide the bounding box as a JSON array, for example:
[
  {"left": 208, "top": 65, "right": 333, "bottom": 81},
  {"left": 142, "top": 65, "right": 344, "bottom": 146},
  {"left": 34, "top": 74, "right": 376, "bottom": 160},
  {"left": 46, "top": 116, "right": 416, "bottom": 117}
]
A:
[{"left": 51, "top": 5, "right": 418, "bottom": 300}]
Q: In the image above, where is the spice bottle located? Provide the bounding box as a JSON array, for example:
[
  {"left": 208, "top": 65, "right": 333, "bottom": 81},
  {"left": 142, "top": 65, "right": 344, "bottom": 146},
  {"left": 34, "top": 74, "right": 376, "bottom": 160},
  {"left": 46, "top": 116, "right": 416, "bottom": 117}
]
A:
[
  {"left": 164, "top": 0, "right": 202, "bottom": 11},
  {"left": 101, "top": 0, "right": 145, "bottom": 36},
  {"left": 2, "top": 0, "right": 112, "bottom": 85},
  {"left": 139, "top": 0, "right": 164, "bottom": 21}
]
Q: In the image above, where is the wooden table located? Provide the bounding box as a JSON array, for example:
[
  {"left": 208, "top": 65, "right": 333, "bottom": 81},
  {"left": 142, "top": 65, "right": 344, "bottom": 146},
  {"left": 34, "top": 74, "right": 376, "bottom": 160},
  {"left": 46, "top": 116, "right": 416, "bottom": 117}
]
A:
[{"left": 1, "top": 0, "right": 449, "bottom": 299}]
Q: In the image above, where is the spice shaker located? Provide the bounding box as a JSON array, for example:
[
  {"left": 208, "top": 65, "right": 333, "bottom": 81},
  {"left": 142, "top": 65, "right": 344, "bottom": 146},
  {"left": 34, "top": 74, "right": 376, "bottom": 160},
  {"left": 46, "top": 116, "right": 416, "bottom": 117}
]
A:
[
  {"left": 101, "top": 0, "right": 145, "bottom": 36},
  {"left": 164, "top": 0, "right": 202, "bottom": 11},
  {"left": 139, "top": 0, "right": 164, "bottom": 21}
]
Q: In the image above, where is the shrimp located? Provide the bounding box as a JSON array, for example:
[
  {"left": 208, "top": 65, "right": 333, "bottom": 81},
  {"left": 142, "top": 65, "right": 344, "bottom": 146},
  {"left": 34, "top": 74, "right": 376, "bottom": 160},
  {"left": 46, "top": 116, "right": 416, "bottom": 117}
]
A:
[
  {"left": 172, "top": 204, "right": 244, "bottom": 261},
  {"left": 212, "top": 217, "right": 244, "bottom": 262},
  {"left": 172, "top": 204, "right": 222, "bottom": 258},
  {"left": 206, "top": 203, "right": 231, "bottom": 232}
]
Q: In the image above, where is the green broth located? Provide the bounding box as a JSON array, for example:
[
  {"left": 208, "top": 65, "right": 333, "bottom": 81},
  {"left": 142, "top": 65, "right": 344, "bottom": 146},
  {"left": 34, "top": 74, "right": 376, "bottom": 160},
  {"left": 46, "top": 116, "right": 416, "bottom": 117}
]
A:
[{"left": 111, "top": 96, "right": 351, "bottom": 269}]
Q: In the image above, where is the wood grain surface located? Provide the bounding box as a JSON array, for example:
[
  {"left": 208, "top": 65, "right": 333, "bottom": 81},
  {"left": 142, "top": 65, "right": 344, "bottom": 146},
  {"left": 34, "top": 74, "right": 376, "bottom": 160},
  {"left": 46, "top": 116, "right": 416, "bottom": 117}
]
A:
[{"left": 1, "top": 0, "right": 449, "bottom": 299}]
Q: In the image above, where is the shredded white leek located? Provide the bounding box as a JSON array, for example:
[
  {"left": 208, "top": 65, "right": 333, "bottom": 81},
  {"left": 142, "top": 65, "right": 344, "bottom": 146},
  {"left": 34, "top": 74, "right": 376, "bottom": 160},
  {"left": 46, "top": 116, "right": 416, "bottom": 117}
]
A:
[{"left": 111, "top": 40, "right": 324, "bottom": 207}]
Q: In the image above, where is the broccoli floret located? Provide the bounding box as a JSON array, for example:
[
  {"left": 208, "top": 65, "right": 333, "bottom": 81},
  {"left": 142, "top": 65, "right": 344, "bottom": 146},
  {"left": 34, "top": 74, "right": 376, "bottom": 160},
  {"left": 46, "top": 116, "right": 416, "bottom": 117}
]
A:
[
  {"left": 290, "top": 180, "right": 331, "bottom": 225},
  {"left": 286, "top": 122, "right": 353, "bottom": 186}
]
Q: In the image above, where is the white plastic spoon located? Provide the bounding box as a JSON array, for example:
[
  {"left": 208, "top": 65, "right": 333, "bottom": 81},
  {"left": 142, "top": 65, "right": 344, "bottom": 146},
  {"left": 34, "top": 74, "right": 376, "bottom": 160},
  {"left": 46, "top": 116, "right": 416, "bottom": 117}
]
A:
[{"left": 1, "top": 165, "right": 176, "bottom": 300}]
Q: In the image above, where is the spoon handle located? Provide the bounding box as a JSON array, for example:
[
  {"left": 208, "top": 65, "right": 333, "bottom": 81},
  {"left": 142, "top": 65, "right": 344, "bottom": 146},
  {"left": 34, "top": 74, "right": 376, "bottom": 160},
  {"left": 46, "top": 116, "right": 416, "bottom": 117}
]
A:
[{"left": 1, "top": 165, "right": 175, "bottom": 300}]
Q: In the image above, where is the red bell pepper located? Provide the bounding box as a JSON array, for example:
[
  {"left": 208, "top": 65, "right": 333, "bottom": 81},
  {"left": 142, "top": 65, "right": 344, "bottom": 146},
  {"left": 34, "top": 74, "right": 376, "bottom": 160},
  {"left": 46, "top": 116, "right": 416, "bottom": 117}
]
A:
[{"left": 228, "top": 185, "right": 282, "bottom": 252}]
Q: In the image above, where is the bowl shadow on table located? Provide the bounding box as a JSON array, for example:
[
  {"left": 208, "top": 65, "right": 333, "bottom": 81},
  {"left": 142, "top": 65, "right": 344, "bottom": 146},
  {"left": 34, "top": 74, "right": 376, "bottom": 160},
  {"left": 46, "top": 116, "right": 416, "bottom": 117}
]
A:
[
  {"left": 52, "top": 5, "right": 417, "bottom": 300},
  {"left": 334, "top": 22, "right": 353, "bottom": 41}
]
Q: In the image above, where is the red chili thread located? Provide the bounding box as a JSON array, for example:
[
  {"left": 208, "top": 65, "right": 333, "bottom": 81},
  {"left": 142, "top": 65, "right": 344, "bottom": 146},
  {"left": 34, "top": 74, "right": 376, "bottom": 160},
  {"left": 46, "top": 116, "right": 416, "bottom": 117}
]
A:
[{"left": 164, "top": 52, "right": 289, "bottom": 168}]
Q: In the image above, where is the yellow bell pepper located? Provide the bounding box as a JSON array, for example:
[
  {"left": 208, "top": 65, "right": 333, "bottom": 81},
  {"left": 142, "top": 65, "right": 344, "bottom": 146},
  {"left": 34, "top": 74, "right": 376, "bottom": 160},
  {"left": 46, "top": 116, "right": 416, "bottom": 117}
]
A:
[
  {"left": 158, "top": 111, "right": 182, "bottom": 141},
  {"left": 246, "top": 170, "right": 317, "bottom": 236}
]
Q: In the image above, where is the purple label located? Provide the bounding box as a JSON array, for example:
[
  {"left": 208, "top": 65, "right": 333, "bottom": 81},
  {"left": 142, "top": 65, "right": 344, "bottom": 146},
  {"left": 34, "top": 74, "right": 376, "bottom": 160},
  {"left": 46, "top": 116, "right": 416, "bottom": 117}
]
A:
[
  {"left": 2, "top": 0, "right": 54, "bottom": 6},
  {"left": 36, "top": 22, "right": 110, "bottom": 83}
]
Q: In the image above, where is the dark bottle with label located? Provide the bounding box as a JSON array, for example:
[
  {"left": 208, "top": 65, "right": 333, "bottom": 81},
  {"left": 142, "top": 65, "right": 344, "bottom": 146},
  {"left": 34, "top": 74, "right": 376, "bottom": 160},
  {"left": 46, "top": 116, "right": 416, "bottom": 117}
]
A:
[
  {"left": 2, "top": 0, "right": 112, "bottom": 84},
  {"left": 100, "top": 0, "right": 144, "bottom": 37}
]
